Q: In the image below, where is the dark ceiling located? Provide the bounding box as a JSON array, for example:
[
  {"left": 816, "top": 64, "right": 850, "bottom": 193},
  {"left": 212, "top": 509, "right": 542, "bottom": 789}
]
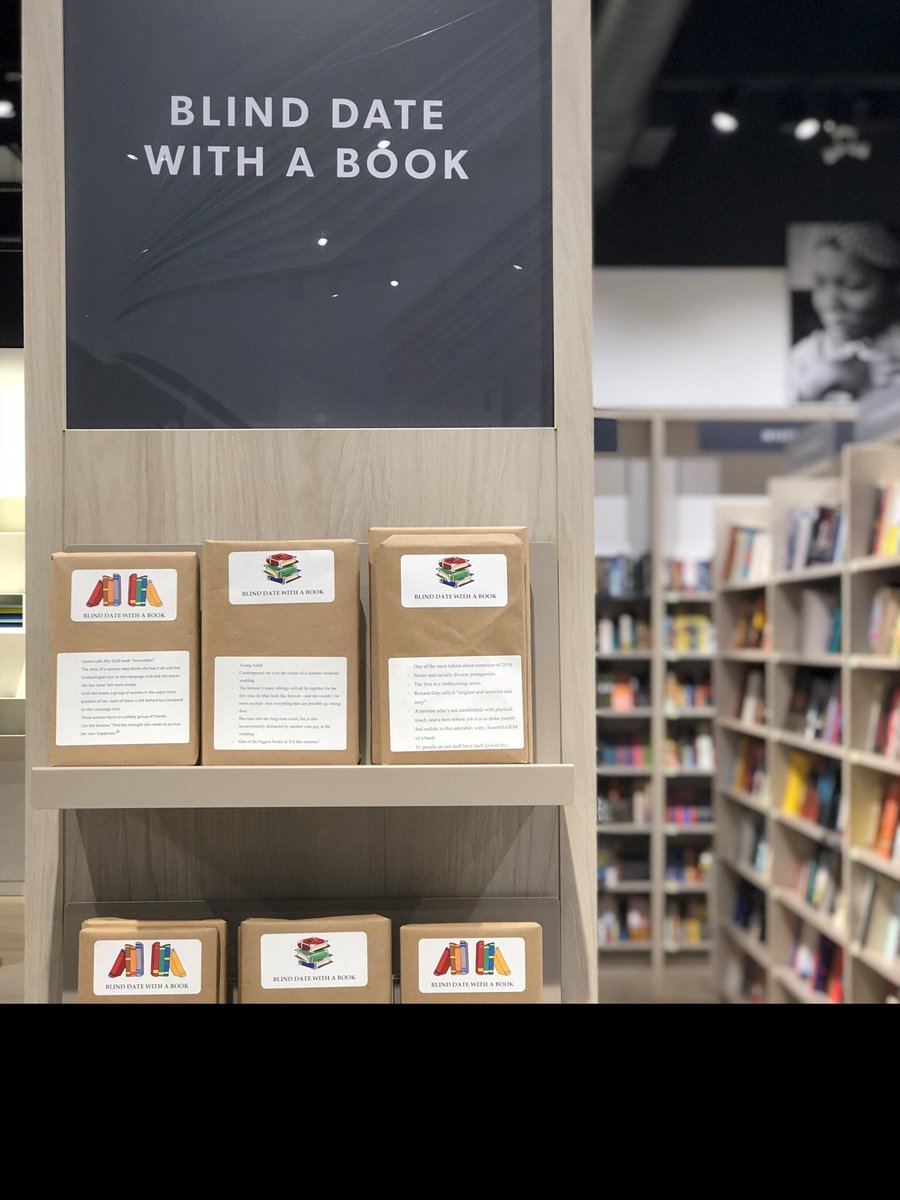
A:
[
  {"left": 595, "top": 0, "right": 900, "bottom": 266},
  {"left": 1, "top": 2, "right": 899, "bottom": 345}
]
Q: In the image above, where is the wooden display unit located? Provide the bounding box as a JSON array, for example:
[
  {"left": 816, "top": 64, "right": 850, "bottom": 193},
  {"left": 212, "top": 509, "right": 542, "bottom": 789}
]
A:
[
  {"left": 23, "top": 2, "right": 596, "bottom": 1003},
  {"left": 714, "top": 440, "right": 900, "bottom": 1003},
  {"left": 0, "top": 495, "right": 25, "bottom": 894}
]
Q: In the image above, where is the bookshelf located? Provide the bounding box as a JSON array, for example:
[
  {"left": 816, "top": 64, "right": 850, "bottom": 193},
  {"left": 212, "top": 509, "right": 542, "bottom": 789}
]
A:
[
  {"left": 714, "top": 440, "right": 900, "bottom": 1003},
  {"left": 0, "top": 496, "right": 24, "bottom": 896},
  {"left": 593, "top": 408, "right": 855, "bottom": 983}
]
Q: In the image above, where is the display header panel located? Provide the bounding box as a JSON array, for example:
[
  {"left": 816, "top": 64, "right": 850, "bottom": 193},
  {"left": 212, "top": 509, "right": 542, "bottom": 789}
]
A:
[{"left": 63, "top": 0, "right": 553, "bottom": 430}]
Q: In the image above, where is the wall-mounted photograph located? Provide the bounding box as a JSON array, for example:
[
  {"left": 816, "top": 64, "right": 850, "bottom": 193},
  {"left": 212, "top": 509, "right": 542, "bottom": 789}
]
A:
[{"left": 788, "top": 222, "right": 900, "bottom": 403}]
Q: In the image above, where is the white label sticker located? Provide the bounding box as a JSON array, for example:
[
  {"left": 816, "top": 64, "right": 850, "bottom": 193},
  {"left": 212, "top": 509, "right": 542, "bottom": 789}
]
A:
[
  {"left": 228, "top": 550, "right": 335, "bottom": 605},
  {"left": 92, "top": 937, "right": 202, "bottom": 996},
  {"left": 417, "top": 936, "right": 526, "bottom": 994},
  {"left": 56, "top": 651, "right": 191, "bottom": 745},
  {"left": 213, "top": 656, "right": 347, "bottom": 750},
  {"left": 259, "top": 931, "right": 369, "bottom": 990},
  {"left": 70, "top": 568, "right": 178, "bottom": 621},
  {"left": 400, "top": 554, "right": 508, "bottom": 608},
  {"left": 388, "top": 656, "right": 524, "bottom": 752}
]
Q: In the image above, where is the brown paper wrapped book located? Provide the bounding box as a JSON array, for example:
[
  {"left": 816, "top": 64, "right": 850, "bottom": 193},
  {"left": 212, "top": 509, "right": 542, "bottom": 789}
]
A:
[
  {"left": 49, "top": 551, "right": 200, "bottom": 765},
  {"left": 369, "top": 527, "right": 532, "bottom": 764},
  {"left": 400, "top": 921, "right": 543, "bottom": 1003},
  {"left": 77, "top": 918, "right": 227, "bottom": 1004},
  {"left": 201, "top": 540, "right": 360, "bottom": 764},
  {"left": 238, "top": 914, "right": 392, "bottom": 1004}
]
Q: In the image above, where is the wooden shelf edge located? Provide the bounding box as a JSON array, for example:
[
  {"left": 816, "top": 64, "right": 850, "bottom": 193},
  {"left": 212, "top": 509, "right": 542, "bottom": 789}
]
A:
[
  {"left": 851, "top": 943, "right": 900, "bottom": 987},
  {"left": 31, "top": 762, "right": 576, "bottom": 810},
  {"left": 772, "top": 809, "right": 844, "bottom": 849},
  {"left": 849, "top": 845, "right": 900, "bottom": 882},
  {"left": 772, "top": 965, "right": 837, "bottom": 1004},
  {"left": 771, "top": 887, "right": 846, "bottom": 946},
  {"left": 724, "top": 922, "right": 771, "bottom": 969}
]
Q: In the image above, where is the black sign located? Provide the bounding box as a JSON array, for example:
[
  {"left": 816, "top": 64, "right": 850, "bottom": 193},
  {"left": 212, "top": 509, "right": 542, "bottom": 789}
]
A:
[
  {"left": 787, "top": 421, "right": 855, "bottom": 470},
  {"left": 63, "top": 0, "right": 553, "bottom": 430},
  {"left": 593, "top": 419, "right": 618, "bottom": 453},
  {"left": 697, "top": 422, "right": 804, "bottom": 452}
]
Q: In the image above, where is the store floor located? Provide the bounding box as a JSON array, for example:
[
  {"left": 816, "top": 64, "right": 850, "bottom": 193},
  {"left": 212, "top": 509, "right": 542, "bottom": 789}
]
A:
[{"left": 0, "top": 901, "right": 716, "bottom": 1004}]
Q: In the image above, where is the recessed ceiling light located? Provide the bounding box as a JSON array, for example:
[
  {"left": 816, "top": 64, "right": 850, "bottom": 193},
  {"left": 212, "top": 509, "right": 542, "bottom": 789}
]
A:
[
  {"left": 0, "top": 100, "right": 16, "bottom": 119},
  {"left": 794, "top": 116, "right": 821, "bottom": 141},
  {"left": 711, "top": 109, "right": 739, "bottom": 134},
  {"left": 317, "top": 236, "right": 328, "bottom": 247}
]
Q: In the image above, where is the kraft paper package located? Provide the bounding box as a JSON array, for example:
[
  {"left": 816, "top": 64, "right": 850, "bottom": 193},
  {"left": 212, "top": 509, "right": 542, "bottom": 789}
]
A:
[
  {"left": 201, "top": 540, "right": 360, "bottom": 764},
  {"left": 368, "top": 528, "right": 532, "bottom": 764},
  {"left": 49, "top": 552, "right": 200, "bottom": 765},
  {"left": 238, "top": 914, "right": 392, "bottom": 1004},
  {"left": 77, "top": 918, "right": 227, "bottom": 1004},
  {"left": 400, "top": 922, "right": 543, "bottom": 1004}
]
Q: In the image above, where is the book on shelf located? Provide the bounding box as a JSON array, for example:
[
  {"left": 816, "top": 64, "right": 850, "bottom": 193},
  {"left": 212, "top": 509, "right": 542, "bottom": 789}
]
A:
[
  {"left": 731, "top": 736, "right": 768, "bottom": 799},
  {"left": 595, "top": 554, "right": 651, "bottom": 599},
  {"left": 798, "top": 588, "right": 840, "bottom": 657},
  {"left": 867, "top": 585, "right": 900, "bottom": 656},
  {"left": 598, "top": 895, "right": 652, "bottom": 945},
  {"left": 858, "top": 873, "right": 878, "bottom": 945},
  {"left": 733, "top": 594, "right": 767, "bottom": 649},
  {"left": 597, "top": 780, "right": 652, "bottom": 826},
  {"left": 597, "top": 840, "right": 650, "bottom": 886},
  {"left": 625, "top": 896, "right": 651, "bottom": 942},
  {"left": 780, "top": 752, "right": 842, "bottom": 832},
  {"left": 664, "top": 731, "right": 715, "bottom": 771},
  {"left": 596, "top": 612, "right": 651, "bottom": 654},
  {"left": 865, "top": 689, "right": 900, "bottom": 763},
  {"left": 664, "top": 896, "right": 710, "bottom": 945},
  {"left": 883, "top": 890, "right": 900, "bottom": 959},
  {"left": 597, "top": 734, "right": 651, "bottom": 768},
  {"left": 867, "top": 482, "right": 900, "bottom": 557},
  {"left": 597, "top": 671, "right": 650, "bottom": 711},
  {"left": 723, "top": 524, "right": 771, "bottom": 584},
  {"left": 785, "top": 506, "right": 845, "bottom": 571},
  {"left": 862, "top": 779, "right": 900, "bottom": 858},
  {"left": 663, "top": 559, "right": 711, "bottom": 593},
  {"left": 790, "top": 845, "right": 842, "bottom": 916},
  {"left": 738, "top": 668, "right": 765, "bottom": 724},
  {"left": 665, "top": 611, "right": 716, "bottom": 653},
  {"left": 665, "top": 671, "right": 713, "bottom": 711},
  {"left": 732, "top": 878, "right": 766, "bottom": 941},
  {"left": 735, "top": 812, "right": 768, "bottom": 876},
  {"left": 784, "top": 668, "right": 842, "bottom": 744},
  {"left": 665, "top": 786, "right": 713, "bottom": 825},
  {"left": 790, "top": 921, "right": 843, "bottom": 1000},
  {"left": 665, "top": 845, "right": 712, "bottom": 884},
  {"left": 725, "top": 954, "right": 766, "bottom": 1003}
]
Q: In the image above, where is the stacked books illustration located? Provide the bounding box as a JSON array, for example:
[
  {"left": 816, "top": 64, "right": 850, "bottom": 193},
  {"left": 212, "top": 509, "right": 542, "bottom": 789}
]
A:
[
  {"left": 433, "top": 939, "right": 511, "bottom": 976},
  {"left": 0, "top": 595, "right": 23, "bottom": 629},
  {"left": 294, "top": 935, "right": 333, "bottom": 970},
  {"left": 436, "top": 556, "right": 474, "bottom": 588},
  {"left": 265, "top": 552, "right": 301, "bottom": 585},
  {"left": 107, "top": 941, "right": 186, "bottom": 979},
  {"left": 86, "top": 573, "right": 162, "bottom": 608}
]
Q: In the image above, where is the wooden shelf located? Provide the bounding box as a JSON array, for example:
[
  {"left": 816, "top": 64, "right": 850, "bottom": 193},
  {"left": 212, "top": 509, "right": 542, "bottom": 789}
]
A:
[
  {"left": 722, "top": 855, "right": 768, "bottom": 889},
  {"left": 848, "top": 845, "right": 900, "bottom": 882},
  {"left": 720, "top": 785, "right": 768, "bottom": 815},
  {"left": 771, "top": 886, "right": 846, "bottom": 946},
  {"left": 664, "top": 941, "right": 712, "bottom": 953},
  {"left": 665, "top": 707, "right": 716, "bottom": 720},
  {"left": 847, "top": 553, "right": 900, "bottom": 575},
  {"left": 725, "top": 921, "right": 770, "bottom": 969},
  {"left": 847, "top": 654, "right": 900, "bottom": 670},
  {"left": 851, "top": 943, "right": 900, "bottom": 987},
  {"left": 719, "top": 649, "right": 768, "bottom": 662},
  {"left": 596, "top": 707, "right": 653, "bottom": 719},
  {"left": 774, "top": 651, "right": 842, "bottom": 668},
  {"left": 772, "top": 809, "right": 843, "bottom": 849},
  {"left": 31, "top": 763, "right": 575, "bottom": 810},
  {"left": 847, "top": 748, "right": 900, "bottom": 776},
  {"left": 596, "top": 765, "right": 652, "bottom": 777},
  {"left": 720, "top": 989, "right": 754, "bottom": 1004},
  {"left": 663, "top": 881, "right": 709, "bottom": 894},
  {"left": 773, "top": 563, "right": 843, "bottom": 585},
  {"left": 664, "top": 591, "right": 714, "bottom": 604},
  {"left": 596, "top": 823, "right": 652, "bottom": 835},
  {"left": 772, "top": 965, "right": 837, "bottom": 1004},
  {"left": 597, "top": 941, "right": 652, "bottom": 952},
  {"left": 664, "top": 823, "right": 716, "bottom": 836},
  {"left": 598, "top": 880, "right": 653, "bottom": 894},
  {"left": 718, "top": 716, "right": 767, "bottom": 738},
  {"left": 664, "top": 651, "right": 714, "bottom": 662},
  {"left": 771, "top": 729, "right": 844, "bottom": 760},
  {"left": 595, "top": 650, "right": 651, "bottom": 661},
  {"left": 664, "top": 767, "right": 715, "bottom": 778},
  {"left": 719, "top": 579, "right": 769, "bottom": 593}
]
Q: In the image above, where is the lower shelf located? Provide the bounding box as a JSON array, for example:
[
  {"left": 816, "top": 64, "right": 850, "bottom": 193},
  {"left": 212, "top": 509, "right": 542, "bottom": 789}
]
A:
[
  {"left": 32, "top": 763, "right": 575, "bottom": 810},
  {"left": 772, "top": 965, "right": 837, "bottom": 1005}
]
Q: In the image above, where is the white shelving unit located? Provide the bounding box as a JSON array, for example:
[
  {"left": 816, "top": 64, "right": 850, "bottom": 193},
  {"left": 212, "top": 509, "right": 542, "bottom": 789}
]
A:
[{"left": 714, "top": 440, "right": 900, "bottom": 1003}]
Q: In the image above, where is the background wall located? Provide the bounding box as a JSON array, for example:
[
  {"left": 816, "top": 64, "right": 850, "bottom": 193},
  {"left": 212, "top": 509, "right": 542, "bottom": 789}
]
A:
[{"left": 592, "top": 267, "right": 790, "bottom": 410}]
